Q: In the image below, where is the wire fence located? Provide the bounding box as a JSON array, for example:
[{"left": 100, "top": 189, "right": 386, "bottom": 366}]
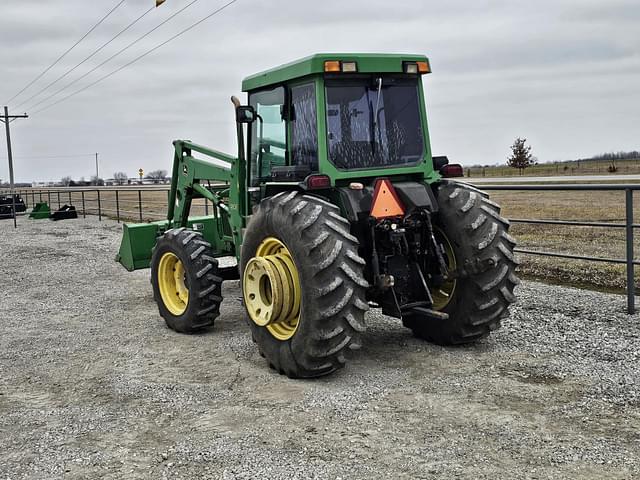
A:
[{"left": 3, "top": 183, "right": 639, "bottom": 314}]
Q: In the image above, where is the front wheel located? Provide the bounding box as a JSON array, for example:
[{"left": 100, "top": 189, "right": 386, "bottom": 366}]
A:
[
  {"left": 403, "top": 181, "right": 519, "bottom": 344},
  {"left": 150, "top": 228, "right": 223, "bottom": 333}
]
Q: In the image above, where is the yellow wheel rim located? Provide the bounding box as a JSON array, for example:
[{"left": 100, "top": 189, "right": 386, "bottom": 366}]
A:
[
  {"left": 158, "top": 252, "right": 189, "bottom": 316},
  {"left": 243, "top": 237, "right": 301, "bottom": 341},
  {"left": 432, "top": 228, "right": 457, "bottom": 311}
]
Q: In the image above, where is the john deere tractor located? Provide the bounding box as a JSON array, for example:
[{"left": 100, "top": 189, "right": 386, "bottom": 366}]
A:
[{"left": 116, "top": 53, "right": 519, "bottom": 378}]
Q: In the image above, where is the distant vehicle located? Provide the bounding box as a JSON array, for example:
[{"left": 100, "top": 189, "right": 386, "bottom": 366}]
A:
[{"left": 0, "top": 194, "right": 26, "bottom": 219}]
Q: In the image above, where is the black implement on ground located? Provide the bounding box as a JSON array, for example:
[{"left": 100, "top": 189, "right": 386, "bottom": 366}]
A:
[
  {"left": 50, "top": 204, "right": 78, "bottom": 221},
  {"left": 0, "top": 194, "right": 26, "bottom": 219}
]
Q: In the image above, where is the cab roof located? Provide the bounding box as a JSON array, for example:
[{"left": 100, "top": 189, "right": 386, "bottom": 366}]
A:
[{"left": 241, "top": 53, "right": 429, "bottom": 92}]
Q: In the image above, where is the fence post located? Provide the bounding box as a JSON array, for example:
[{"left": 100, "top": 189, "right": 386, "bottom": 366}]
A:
[
  {"left": 57, "top": 191, "right": 61, "bottom": 208},
  {"left": 626, "top": 189, "right": 635, "bottom": 314},
  {"left": 205, "top": 199, "right": 209, "bottom": 216},
  {"left": 138, "top": 190, "right": 143, "bottom": 222},
  {"left": 47, "top": 191, "right": 51, "bottom": 206},
  {"left": 68, "top": 191, "right": 72, "bottom": 205},
  {"left": 97, "top": 190, "right": 102, "bottom": 221},
  {"left": 116, "top": 190, "right": 120, "bottom": 223},
  {"left": 81, "top": 191, "right": 86, "bottom": 218}
]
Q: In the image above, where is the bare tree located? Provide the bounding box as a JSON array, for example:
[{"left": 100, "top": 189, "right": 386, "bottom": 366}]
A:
[
  {"left": 146, "top": 169, "right": 168, "bottom": 184},
  {"left": 507, "top": 137, "right": 534, "bottom": 175},
  {"left": 60, "top": 176, "right": 72, "bottom": 187},
  {"left": 113, "top": 172, "right": 128, "bottom": 186}
]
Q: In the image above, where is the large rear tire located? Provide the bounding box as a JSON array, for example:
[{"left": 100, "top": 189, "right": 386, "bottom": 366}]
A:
[
  {"left": 403, "top": 181, "right": 519, "bottom": 344},
  {"left": 241, "top": 192, "right": 369, "bottom": 379},
  {"left": 150, "top": 228, "right": 223, "bottom": 333}
]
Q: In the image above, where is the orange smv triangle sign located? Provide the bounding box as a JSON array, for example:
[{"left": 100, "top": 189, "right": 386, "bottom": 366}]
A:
[{"left": 370, "top": 179, "right": 405, "bottom": 219}]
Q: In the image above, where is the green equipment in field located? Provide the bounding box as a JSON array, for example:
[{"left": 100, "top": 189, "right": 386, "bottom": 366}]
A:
[
  {"left": 29, "top": 202, "right": 51, "bottom": 219},
  {"left": 117, "top": 53, "right": 519, "bottom": 378}
]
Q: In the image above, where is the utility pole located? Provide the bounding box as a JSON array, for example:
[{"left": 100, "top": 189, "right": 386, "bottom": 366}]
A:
[
  {"left": 95, "top": 152, "right": 99, "bottom": 181},
  {"left": 1, "top": 106, "right": 28, "bottom": 228}
]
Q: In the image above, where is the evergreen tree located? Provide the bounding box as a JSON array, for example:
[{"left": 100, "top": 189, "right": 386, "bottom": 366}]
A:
[{"left": 507, "top": 137, "right": 534, "bottom": 174}]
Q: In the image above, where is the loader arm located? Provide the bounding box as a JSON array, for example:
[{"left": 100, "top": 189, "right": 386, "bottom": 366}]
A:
[
  {"left": 169, "top": 140, "right": 232, "bottom": 222},
  {"left": 116, "top": 140, "right": 243, "bottom": 271}
]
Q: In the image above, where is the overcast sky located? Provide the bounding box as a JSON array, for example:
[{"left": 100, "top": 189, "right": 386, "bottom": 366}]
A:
[{"left": 1, "top": 0, "right": 639, "bottom": 182}]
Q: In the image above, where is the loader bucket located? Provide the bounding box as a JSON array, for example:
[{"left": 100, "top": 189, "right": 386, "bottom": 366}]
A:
[
  {"left": 116, "top": 216, "right": 224, "bottom": 271},
  {"left": 29, "top": 202, "right": 51, "bottom": 219}
]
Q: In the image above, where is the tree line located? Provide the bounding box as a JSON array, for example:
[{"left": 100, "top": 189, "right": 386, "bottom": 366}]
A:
[{"left": 59, "top": 170, "right": 168, "bottom": 186}]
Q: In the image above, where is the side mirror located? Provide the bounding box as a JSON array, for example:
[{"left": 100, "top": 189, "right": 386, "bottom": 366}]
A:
[
  {"left": 236, "top": 105, "right": 256, "bottom": 124},
  {"left": 432, "top": 155, "right": 449, "bottom": 170}
]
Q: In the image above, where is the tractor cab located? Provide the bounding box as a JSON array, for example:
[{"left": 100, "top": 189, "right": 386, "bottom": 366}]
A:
[{"left": 239, "top": 54, "right": 445, "bottom": 197}]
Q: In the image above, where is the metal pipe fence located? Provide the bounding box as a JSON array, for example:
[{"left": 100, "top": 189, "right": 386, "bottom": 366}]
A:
[
  {"left": 480, "top": 183, "right": 639, "bottom": 314},
  {"left": 3, "top": 183, "right": 639, "bottom": 313},
  {"left": 6, "top": 186, "right": 214, "bottom": 224}
]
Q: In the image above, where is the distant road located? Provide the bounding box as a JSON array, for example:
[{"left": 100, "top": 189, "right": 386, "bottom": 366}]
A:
[{"left": 468, "top": 174, "right": 640, "bottom": 183}]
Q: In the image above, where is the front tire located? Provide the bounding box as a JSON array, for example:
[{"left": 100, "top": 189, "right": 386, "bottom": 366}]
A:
[
  {"left": 241, "top": 192, "right": 369, "bottom": 379},
  {"left": 403, "top": 181, "right": 519, "bottom": 344},
  {"left": 150, "top": 228, "right": 223, "bottom": 333}
]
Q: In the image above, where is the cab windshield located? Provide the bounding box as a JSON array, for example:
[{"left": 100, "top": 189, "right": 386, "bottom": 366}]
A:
[{"left": 325, "top": 76, "right": 424, "bottom": 170}]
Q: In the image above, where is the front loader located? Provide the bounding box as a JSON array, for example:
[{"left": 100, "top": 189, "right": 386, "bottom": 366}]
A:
[{"left": 116, "top": 53, "right": 519, "bottom": 378}]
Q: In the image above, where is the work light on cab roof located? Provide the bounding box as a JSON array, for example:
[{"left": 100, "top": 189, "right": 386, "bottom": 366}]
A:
[{"left": 116, "top": 52, "right": 519, "bottom": 379}]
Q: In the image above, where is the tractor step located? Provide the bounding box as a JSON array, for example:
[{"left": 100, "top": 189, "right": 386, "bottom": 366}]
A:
[
  {"left": 402, "top": 305, "right": 449, "bottom": 321},
  {"left": 218, "top": 265, "right": 240, "bottom": 281}
]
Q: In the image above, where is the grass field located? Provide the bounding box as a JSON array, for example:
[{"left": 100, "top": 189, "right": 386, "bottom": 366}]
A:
[
  {"left": 13, "top": 184, "right": 640, "bottom": 295},
  {"left": 466, "top": 157, "right": 640, "bottom": 178}
]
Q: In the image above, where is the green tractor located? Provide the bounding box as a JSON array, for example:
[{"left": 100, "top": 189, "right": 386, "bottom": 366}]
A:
[{"left": 117, "top": 53, "right": 519, "bottom": 378}]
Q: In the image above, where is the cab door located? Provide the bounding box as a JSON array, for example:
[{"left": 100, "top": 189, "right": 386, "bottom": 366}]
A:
[{"left": 248, "top": 86, "right": 287, "bottom": 188}]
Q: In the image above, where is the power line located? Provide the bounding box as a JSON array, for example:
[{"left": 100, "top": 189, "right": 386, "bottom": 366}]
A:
[
  {"left": 0, "top": 153, "right": 96, "bottom": 160},
  {"left": 4, "top": 0, "right": 126, "bottom": 106},
  {"left": 26, "top": 0, "right": 205, "bottom": 112},
  {"left": 32, "top": 0, "right": 240, "bottom": 115},
  {"left": 14, "top": 5, "right": 156, "bottom": 110}
]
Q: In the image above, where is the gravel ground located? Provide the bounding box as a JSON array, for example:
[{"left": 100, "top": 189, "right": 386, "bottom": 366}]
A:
[{"left": 1, "top": 217, "right": 639, "bottom": 479}]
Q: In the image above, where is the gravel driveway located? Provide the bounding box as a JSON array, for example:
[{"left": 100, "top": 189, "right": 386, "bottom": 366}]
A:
[{"left": 1, "top": 217, "right": 639, "bottom": 479}]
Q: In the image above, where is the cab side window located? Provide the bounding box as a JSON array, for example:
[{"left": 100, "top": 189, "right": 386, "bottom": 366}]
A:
[{"left": 290, "top": 83, "right": 318, "bottom": 170}]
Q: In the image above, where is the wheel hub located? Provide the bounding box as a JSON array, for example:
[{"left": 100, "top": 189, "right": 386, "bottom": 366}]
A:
[
  {"left": 432, "top": 227, "right": 456, "bottom": 311},
  {"left": 243, "top": 238, "right": 301, "bottom": 340},
  {"left": 158, "top": 252, "right": 189, "bottom": 316}
]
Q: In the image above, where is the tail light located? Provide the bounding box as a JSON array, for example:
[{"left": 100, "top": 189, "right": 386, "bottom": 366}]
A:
[
  {"left": 305, "top": 174, "right": 331, "bottom": 189},
  {"left": 440, "top": 164, "right": 464, "bottom": 178}
]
